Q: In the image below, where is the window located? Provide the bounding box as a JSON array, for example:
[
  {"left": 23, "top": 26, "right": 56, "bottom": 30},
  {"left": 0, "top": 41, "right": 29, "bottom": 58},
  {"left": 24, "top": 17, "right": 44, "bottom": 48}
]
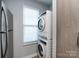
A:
[{"left": 23, "top": 7, "right": 39, "bottom": 43}]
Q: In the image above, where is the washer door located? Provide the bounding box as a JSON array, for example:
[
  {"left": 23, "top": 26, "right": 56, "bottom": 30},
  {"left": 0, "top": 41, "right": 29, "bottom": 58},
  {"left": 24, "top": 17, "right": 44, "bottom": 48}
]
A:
[
  {"left": 38, "top": 17, "right": 45, "bottom": 31},
  {"left": 38, "top": 44, "right": 43, "bottom": 57},
  {"left": 38, "top": 42, "right": 46, "bottom": 58}
]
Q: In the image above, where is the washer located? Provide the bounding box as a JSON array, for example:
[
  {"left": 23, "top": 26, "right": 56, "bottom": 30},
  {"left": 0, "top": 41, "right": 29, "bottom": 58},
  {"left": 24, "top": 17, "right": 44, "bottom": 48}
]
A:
[
  {"left": 38, "top": 36, "right": 52, "bottom": 58},
  {"left": 38, "top": 39, "right": 46, "bottom": 58}
]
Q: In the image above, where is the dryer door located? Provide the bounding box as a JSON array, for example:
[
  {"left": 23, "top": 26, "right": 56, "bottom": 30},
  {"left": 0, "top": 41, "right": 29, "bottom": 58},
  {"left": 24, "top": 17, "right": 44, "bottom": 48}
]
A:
[{"left": 38, "top": 17, "right": 45, "bottom": 31}]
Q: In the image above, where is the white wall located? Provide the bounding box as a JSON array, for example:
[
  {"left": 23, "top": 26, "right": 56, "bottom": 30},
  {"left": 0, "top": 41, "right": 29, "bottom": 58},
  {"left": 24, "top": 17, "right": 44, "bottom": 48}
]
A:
[
  {"left": 49, "top": 5, "right": 52, "bottom": 11},
  {"left": 3, "top": 0, "right": 49, "bottom": 58},
  {"left": 23, "top": 0, "right": 49, "bottom": 14}
]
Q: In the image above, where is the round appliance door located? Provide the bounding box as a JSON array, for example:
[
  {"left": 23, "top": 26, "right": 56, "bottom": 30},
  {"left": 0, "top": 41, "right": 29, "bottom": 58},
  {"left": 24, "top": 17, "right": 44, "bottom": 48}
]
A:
[
  {"left": 38, "top": 17, "right": 45, "bottom": 31},
  {"left": 38, "top": 43, "right": 45, "bottom": 57}
]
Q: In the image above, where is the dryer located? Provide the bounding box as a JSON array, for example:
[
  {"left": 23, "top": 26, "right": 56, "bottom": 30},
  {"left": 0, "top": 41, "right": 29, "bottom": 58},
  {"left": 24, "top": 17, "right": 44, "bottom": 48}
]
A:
[{"left": 38, "top": 10, "right": 52, "bottom": 40}]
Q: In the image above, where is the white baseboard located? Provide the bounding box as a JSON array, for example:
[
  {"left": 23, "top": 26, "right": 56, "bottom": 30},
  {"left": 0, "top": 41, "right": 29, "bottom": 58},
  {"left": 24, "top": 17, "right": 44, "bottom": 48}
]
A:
[{"left": 22, "top": 53, "right": 37, "bottom": 58}]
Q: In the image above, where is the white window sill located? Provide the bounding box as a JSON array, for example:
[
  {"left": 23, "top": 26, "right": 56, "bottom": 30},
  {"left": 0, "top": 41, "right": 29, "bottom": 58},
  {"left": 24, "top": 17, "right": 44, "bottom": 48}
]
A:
[{"left": 23, "top": 41, "right": 38, "bottom": 46}]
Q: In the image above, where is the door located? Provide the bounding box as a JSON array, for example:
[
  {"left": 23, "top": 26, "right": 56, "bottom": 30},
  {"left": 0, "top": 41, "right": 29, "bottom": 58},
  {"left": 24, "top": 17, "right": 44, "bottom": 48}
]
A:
[
  {"left": 38, "top": 44, "right": 43, "bottom": 57},
  {"left": 57, "top": 0, "right": 79, "bottom": 58},
  {"left": 0, "top": 0, "right": 2, "bottom": 58},
  {"left": 38, "top": 17, "right": 45, "bottom": 31},
  {"left": 0, "top": 2, "right": 8, "bottom": 58}
]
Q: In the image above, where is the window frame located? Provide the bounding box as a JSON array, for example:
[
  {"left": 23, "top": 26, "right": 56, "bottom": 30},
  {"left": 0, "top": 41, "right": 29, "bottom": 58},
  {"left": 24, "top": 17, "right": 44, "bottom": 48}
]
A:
[{"left": 23, "top": 6, "right": 39, "bottom": 45}]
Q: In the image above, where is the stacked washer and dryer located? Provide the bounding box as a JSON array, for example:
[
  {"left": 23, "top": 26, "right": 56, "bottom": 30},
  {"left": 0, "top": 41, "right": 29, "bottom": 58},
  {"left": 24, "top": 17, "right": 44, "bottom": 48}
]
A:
[{"left": 38, "top": 10, "right": 52, "bottom": 58}]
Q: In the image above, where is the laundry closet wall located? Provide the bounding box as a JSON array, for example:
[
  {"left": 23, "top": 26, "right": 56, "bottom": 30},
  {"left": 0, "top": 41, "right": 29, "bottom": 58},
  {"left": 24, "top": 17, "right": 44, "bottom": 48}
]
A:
[
  {"left": 57, "top": 0, "right": 79, "bottom": 58},
  {"left": 3, "top": 0, "right": 50, "bottom": 58}
]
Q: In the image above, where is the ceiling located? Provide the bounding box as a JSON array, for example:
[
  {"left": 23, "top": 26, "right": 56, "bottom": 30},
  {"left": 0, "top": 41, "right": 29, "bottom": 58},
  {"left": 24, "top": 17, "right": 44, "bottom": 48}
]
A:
[{"left": 36, "top": 0, "right": 52, "bottom": 6}]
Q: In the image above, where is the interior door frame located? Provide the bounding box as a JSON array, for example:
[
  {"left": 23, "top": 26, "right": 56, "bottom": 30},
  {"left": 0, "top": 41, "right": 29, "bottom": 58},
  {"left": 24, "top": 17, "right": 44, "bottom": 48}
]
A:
[{"left": 52, "top": 0, "right": 57, "bottom": 58}]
